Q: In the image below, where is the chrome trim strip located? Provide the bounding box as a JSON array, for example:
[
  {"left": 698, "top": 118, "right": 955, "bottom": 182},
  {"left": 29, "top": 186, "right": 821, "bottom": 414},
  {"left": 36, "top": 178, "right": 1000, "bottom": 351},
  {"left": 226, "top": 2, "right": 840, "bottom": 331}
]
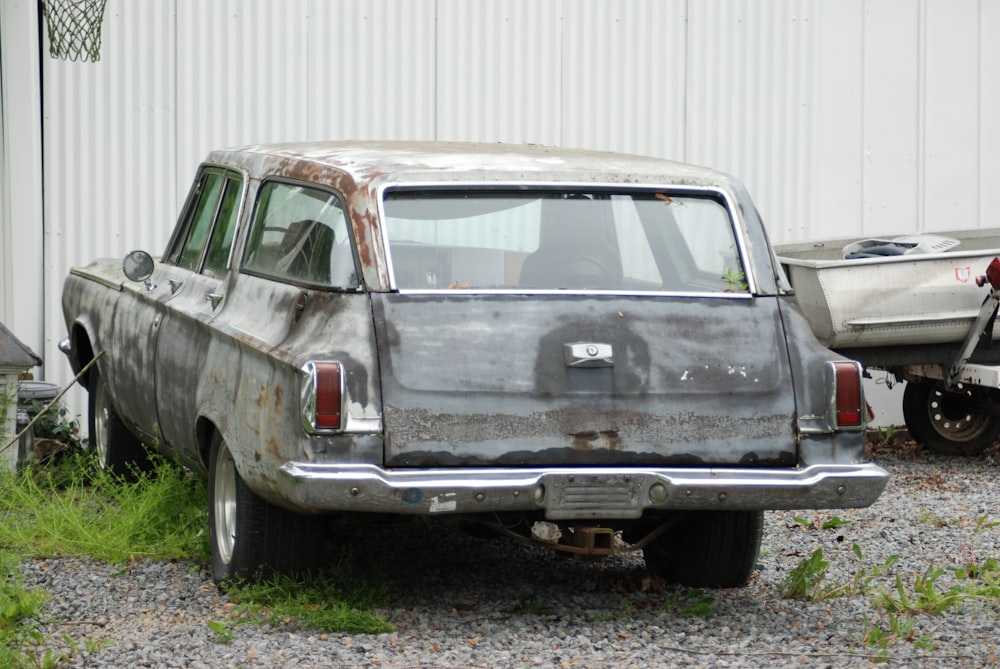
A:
[{"left": 391, "top": 288, "right": 755, "bottom": 299}]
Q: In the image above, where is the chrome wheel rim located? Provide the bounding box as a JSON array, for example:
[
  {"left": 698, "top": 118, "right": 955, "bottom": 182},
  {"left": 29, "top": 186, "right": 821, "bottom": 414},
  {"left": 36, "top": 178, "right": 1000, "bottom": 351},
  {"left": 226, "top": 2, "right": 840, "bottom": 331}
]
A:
[
  {"left": 213, "top": 440, "right": 238, "bottom": 567},
  {"left": 93, "top": 377, "right": 110, "bottom": 467}
]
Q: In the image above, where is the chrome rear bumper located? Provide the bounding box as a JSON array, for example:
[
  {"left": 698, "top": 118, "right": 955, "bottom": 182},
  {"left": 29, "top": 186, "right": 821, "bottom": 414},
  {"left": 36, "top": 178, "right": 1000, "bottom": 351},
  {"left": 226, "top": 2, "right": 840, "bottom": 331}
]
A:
[{"left": 276, "top": 462, "right": 888, "bottom": 518}]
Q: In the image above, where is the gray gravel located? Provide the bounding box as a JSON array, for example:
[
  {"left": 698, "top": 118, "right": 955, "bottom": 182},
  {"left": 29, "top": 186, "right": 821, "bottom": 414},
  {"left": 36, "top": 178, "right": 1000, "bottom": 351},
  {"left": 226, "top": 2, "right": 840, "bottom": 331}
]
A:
[{"left": 18, "top": 445, "right": 1000, "bottom": 668}]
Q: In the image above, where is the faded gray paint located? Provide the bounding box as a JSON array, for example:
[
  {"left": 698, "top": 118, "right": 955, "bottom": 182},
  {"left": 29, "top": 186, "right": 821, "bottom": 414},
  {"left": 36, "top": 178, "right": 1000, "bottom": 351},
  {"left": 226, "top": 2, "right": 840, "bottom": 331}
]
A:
[{"left": 61, "top": 142, "right": 886, "bottom": 520}]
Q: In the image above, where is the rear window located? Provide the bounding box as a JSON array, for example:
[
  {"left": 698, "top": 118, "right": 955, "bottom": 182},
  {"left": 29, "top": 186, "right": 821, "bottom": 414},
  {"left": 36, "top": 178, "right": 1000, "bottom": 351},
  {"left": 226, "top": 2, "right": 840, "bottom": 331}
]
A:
[{"left": 382, "top": 189, "right": 747, "bottom": 293}]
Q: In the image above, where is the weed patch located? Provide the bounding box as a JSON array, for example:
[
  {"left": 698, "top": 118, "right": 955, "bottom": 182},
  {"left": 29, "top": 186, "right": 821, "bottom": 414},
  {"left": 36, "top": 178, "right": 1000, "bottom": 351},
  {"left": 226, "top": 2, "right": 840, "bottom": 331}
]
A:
[
  {"left": 222, "top": 561, "right": 394, "bottom": 635},
  {"left": 0, "top": 452, "right": 208, "bottom": 564}
]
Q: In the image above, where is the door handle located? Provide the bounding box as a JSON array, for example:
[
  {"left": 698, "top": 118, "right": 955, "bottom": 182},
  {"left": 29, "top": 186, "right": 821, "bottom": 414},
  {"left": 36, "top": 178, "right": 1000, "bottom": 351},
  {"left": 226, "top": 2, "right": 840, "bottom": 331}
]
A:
[
  {"left": 563, "top": 342, "right": 614, "bottom": 368},
  {"left": 206, "top": 293, "right": 223, "bottom": 309},
  {"left": 167, "top": 278, "right": 183, "bottom": 294}
]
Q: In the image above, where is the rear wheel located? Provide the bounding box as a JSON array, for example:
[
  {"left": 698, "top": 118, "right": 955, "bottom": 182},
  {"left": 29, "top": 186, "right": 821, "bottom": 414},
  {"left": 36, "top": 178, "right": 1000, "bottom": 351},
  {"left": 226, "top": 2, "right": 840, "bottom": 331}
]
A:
[
  {"left": 902, "top": 382, "right": 1000, "bottom": 456},
  {"left": 643, "top": 510, "right": 763, "bottom": 587},
  {"left": 208, "top": 433, "right": 325, "bottom": 584},
  {"left": 88, "top": 367, "right": 152, "bottom": 480}
]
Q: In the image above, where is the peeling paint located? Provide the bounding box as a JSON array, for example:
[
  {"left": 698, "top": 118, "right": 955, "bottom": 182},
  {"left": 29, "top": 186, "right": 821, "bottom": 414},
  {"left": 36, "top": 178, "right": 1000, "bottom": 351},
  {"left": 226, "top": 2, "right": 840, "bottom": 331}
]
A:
[{"left": 59, "top": 141, "right": 876, "bottom": 526}]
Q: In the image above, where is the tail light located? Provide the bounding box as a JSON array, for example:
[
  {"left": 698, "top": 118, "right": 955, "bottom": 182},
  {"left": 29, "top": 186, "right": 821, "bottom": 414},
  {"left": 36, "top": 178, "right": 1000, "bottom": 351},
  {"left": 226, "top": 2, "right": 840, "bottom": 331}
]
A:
[
  {"left": 830, "top": 361, "right": 865, "bottom": 429},
  {"left": 301, "top": 361, "right": 345, "bottom": 432}
]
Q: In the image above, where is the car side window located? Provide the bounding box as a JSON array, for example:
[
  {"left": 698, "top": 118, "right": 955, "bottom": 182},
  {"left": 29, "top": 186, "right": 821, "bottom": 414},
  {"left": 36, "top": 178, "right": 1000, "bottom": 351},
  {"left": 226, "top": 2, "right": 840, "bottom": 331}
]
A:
[
  {"left": 202, "top": 175, "right": 242, "bottom": 278},
  {"left": 164, "top": 168, "right": 244, "bottom": 276},
  {"left": 169, "top": 172, "right": 225, "bottom": 271},
  {"left": 242, "top": 181, "right": 358, "bottom": 289}
]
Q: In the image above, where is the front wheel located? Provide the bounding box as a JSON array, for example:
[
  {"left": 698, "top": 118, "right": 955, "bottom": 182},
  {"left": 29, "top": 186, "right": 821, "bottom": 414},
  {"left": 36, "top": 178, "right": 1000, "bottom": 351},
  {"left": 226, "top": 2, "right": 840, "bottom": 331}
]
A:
[
  {"left": 208, "top": 433, "right": 326, "bottom": 584},
  {"left": 902, "top": 382, "right": 1000, "bottom": 456},
  {"left": 88, "top": 366, "right": 152, "bottom": 480},
  {"left": 643, "top": 510, "right": 763, "bottom": 588}
]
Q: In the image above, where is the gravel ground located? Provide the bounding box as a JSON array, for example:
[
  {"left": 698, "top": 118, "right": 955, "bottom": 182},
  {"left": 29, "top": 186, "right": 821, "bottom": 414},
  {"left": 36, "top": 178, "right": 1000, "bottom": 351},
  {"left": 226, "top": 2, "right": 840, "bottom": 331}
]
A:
[{"left": 18, "top": 438, "right": 1000, "bottom": 668}]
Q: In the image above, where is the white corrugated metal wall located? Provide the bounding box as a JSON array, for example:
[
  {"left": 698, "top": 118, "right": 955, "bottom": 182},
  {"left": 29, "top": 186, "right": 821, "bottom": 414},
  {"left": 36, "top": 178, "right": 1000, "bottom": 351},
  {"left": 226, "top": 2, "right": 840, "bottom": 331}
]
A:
[{"left": 2, "top": 0, "right": 998, "bottom": 426}]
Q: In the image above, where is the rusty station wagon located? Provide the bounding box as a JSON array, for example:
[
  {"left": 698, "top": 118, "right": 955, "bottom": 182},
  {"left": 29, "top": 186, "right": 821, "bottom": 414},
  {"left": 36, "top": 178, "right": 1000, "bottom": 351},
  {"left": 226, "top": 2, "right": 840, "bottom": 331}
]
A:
[{"left": 60, "top": 141, "right": 888, "bottom": 586}]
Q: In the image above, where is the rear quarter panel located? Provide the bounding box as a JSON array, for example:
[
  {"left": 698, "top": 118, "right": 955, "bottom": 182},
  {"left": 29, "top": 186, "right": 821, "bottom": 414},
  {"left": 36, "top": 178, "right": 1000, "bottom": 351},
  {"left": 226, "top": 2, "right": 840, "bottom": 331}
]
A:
[{"left": 201, "top": 272, "right": 384, "bottom": 508}]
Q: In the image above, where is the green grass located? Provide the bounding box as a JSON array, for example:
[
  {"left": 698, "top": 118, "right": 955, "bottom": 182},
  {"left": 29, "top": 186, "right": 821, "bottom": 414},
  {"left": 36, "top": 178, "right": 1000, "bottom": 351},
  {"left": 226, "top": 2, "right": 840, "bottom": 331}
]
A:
[
  {"left": 0, "top": 449, "right": 394, "bottom": 665},
  {"left": 778, "top": 521, "right": 1000, "bottom": 662},
  {"left": 222, "top": 562, "right": 394, "bottom": 636},
  {"left": 0, "top": 452, "right": 208, "bottom": 563},
  {"left": 0, "top": 551, "right": 60, "bottom": 668}
]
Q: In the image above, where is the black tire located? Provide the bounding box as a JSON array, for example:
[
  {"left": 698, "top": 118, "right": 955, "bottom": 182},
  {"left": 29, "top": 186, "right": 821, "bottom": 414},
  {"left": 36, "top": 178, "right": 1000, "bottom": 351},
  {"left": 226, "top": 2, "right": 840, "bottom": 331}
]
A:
[
  {"left": 644, "top": 510, "right": 763, "bottom": 588},
  {"left": 88, "top": 366, "right": 153, "bottom": 481},
  {"left": 902, "top": 382, "right": 1000, "bottom": 456},
  {"left": 207, "top": 433, "right": 325, "bottom": 584}
]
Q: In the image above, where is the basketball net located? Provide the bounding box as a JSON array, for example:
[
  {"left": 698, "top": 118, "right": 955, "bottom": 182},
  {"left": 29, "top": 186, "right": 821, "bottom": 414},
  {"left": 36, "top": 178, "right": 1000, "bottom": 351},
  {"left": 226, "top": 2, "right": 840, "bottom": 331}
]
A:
[{"left": 40, "top": 0, "right": 109, "bottom": 62}]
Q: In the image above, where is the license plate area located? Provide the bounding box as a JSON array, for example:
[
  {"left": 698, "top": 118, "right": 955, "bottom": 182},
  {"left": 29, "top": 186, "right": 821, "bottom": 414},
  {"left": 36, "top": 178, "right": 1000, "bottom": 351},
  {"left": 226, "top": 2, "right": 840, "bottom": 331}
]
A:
[{"left": 544, "top": 474, "right": 648, "bottom": 519}]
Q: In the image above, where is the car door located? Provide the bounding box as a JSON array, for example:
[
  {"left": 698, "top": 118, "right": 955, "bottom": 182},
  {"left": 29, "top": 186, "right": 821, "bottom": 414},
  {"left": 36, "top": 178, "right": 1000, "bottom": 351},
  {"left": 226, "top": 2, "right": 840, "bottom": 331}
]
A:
[
  {"left": 107, "top": 263, "right": 188, "bottom": 445},
  {"left": 152, "top": 167, "right": 244, "bottom": 462}
]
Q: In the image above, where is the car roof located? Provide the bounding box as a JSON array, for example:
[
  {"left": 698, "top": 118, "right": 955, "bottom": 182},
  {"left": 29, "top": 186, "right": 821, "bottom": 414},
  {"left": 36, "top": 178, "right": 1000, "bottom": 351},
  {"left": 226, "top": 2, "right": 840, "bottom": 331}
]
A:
[{"left": 206, "top": 141, "right": 738, "bottom": 190}]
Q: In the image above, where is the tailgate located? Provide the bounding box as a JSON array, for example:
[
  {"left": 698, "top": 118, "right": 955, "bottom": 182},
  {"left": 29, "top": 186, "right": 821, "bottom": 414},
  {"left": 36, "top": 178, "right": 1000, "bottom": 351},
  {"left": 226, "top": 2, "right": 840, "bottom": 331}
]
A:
[{"left": 373, "top": 293, "right": 797, "bottom": 467}]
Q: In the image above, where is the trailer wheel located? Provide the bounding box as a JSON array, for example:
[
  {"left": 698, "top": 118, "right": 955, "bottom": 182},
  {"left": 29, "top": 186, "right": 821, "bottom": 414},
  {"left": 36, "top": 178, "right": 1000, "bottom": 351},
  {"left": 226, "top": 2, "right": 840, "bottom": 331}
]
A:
[{"left": 902, "top": 382, "right": 1000, "bottom": 456}]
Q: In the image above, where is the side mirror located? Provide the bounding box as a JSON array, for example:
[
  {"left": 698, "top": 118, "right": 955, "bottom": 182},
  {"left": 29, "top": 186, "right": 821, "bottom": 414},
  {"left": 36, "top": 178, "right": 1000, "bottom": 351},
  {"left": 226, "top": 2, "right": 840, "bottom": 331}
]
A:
[{"left": 122, "top": 250, "right": 155, "bottom": 285}]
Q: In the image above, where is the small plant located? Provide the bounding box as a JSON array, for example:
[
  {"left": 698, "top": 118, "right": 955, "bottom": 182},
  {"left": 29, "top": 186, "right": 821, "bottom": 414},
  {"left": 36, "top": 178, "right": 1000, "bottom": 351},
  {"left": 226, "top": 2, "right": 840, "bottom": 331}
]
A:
[
  {"left": 664, "top": 588, "right": 716, "bottom": 618},
  {"left": 778, "top": 544, "right": 898, "bottom": 601},
  {"left": 512, "top": 588, "right": 555, "bottom": 617},
  {"left": 588, "top": 597, "right": 634, "bottom": 623},
  {"left": 28, "top": 398, "right": 83, "bottom": 451},
  {"left": 778, "top": 548, "right": 829, "bottom": 599},
  {"left": 206, "top": 620, "right": 235, "bottom": 644},
  {"left": 722, "top": 267, "right": 748, "bottom": 292},
  {"left": 918, "top": 508, "right": 949, "bottom": 528},
  {"left": 872, "top": 564, "right": 970, "bottom": 615},
  {"left": 862, "top": 611, "right": 936, "bottom": 662},
  {"left": 873, "top": 425, "right": 896, "bottom": 447},
  {"left": 974, "top": 514, "right": 1000, "bottom": 533},
  {"left": 792, "top": 514, "right": 852, "bottom": 531}
]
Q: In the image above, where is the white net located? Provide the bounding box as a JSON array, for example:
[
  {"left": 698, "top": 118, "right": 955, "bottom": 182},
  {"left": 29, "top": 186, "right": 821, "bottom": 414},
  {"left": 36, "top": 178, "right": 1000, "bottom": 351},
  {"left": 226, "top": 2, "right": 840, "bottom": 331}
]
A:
[{"left": 40, "top": 0, "right": 109, "bottom": 62}]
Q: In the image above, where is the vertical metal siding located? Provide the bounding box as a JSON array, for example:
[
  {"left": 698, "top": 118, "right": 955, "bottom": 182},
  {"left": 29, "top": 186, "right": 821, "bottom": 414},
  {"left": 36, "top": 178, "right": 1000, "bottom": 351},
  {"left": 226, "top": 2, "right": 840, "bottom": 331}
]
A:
[
  {"left": 983, "top": 0, "right": 1000, "bottom": 227},
  {"left": 862, "top": 0, "right": 921, "bottom": 235},
  {"left": 813, "top": 1, "right": 865, "bottom": 239},
  {"left": 175, "top": 0, "right": 311, "bottom": 177},
  {"left": 10, "top": 0, "right": 1000, "bottom": 426},
  {"left": 0, "top": 0, "right": 46, "bottom": 363},
  {"left": 922, "top": 0, "right": 980, "bottom": 233},
  {"left": 686, "top": 1, "right": 817, "bottom": 242},
  {"left": 437, "top": 0, "right": 564, "bottom": 144},
  {"left": 561, "top": 1, "right": 688, "bottom": 157},
  {"left": 307, "top": 0, "right": 437, "bottom": 140}
]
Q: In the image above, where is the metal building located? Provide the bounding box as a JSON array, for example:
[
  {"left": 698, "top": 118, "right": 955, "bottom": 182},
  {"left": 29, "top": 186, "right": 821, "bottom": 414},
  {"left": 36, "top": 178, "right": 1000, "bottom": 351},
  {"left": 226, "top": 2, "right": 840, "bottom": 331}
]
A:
[{"left": 1, "top": 0, "right": 997, "bottom": 425}]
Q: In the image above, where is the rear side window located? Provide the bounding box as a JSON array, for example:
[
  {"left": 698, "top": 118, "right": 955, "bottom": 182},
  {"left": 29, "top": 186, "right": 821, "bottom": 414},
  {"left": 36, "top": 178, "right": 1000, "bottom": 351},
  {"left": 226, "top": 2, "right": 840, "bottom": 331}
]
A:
[
  {"left": 242, "top": 181, "right": 358, "bottom": 289},
  {"left": 382, "top": 189, "right": 747, "bottom": 293}
]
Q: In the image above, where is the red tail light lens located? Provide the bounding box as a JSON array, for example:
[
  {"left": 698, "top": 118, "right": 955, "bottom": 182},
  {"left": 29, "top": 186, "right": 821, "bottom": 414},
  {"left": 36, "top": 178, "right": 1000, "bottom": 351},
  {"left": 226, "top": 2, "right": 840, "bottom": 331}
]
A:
[
  {"left": 301, "top": 361, "right": 344, "bottom": 432},
  {"left": 832, "top": 361, "right": 864, "bottom": 428}
]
